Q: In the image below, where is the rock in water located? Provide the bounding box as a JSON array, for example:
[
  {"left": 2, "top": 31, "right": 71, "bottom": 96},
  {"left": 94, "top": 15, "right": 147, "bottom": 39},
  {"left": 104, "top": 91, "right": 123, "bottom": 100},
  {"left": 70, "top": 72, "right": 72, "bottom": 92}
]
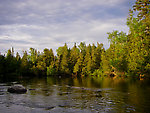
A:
[{"left": 8, "top": 85, "right": 27, "bottom": 94}]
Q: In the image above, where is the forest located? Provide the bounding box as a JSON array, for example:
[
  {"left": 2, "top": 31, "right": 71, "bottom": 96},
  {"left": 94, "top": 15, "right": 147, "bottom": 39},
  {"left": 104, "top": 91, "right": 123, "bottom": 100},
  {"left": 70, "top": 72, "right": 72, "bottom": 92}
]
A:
[{"left": 0, "top": 0, "right": 149, "bottom": 79}]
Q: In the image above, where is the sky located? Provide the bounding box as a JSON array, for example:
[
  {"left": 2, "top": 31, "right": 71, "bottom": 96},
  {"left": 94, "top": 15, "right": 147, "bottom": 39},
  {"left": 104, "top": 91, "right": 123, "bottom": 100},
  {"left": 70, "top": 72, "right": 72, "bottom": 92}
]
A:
[{"left": 0, "top": 0, "right": 136, "bottom": 55}]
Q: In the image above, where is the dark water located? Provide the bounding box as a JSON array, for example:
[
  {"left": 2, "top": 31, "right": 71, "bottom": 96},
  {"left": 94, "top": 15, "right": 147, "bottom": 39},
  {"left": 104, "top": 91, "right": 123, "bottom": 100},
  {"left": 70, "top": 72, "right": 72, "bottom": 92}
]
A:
[{"left": 0, "top": 76, "right": 150, "bottom": 113}]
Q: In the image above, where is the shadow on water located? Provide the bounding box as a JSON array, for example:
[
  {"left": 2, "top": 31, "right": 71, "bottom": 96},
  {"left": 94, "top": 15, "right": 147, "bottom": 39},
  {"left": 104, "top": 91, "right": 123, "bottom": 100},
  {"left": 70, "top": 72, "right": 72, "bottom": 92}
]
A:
[{"left": 0, "top": 76, "right": 150, "bottom": 113}]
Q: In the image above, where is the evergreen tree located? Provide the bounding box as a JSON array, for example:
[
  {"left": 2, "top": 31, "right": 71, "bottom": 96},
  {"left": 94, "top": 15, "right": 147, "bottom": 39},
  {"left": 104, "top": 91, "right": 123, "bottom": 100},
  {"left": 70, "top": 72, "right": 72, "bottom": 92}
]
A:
[
  {"left": 78, "top": 42, "right": 86, "bottom": 56},
  {"left": 69, "top": 43, "right": 80, "bottom": 73},
  {"left": 0, "top": 55, "right": 5, "bottom": 76},
  {"left": 100, "top": 48, "right": 111, "bottom": 75},
  {"left": 15, "top": 52, "right": 21, "bottom": 74},
  {"left": 16, "top": 52, "right": 21, "bottom": 61},
  {"left": 61, "top": 43, "right": 70, "bottom": 74},
  {"left": 73, "top": 52, "right": 84, "bottom": 76},
  {"left": 82, "top": 44, "right": 92, "bottom": 75},
  {"left": 21, "top": 51, "right": 30, "bottom": 75},
  {"left": 95, "top": 42, "right": 103, "bottom": 67},
  {"left": 43, "top": 48, "right": 54, "bottom": 67},
  {"left": 56, "top": 43, "right": 70, "bottom": 75},
  {"left": 28, "top": 48, "right": 38, "bottom": 65},
  {"left": 5, "top": 48, "right": 16, "bottom": 74},
  {"left": 91, "top": 43, "right": 98, "bottom": 73}
]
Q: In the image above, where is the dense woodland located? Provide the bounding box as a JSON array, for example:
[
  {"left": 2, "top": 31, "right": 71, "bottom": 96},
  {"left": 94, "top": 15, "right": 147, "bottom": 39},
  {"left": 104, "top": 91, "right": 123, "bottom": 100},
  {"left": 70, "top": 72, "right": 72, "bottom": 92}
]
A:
[{"left": 0, "top": 0, "right": 149, "bottom": 79}]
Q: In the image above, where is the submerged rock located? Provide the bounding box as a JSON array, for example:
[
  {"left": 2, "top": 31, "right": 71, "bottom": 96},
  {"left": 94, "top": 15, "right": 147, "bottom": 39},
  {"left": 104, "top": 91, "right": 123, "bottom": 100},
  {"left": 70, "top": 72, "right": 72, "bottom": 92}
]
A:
[{"left": 7, "top": 85, "right": 27, "bottom": 94}]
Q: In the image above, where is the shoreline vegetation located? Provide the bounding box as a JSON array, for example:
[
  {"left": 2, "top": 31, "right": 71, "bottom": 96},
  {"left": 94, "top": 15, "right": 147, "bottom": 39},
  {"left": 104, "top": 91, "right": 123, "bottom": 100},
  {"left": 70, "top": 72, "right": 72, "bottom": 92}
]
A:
[{"left": 0, "top": 0, "right": 149, "bottom": 80}]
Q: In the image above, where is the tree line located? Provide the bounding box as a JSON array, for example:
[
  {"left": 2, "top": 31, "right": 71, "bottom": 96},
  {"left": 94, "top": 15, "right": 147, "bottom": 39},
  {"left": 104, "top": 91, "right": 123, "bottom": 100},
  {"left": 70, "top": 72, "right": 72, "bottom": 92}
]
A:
[{"left": 0, "top": 0, "right": 149, "bottom": 78}]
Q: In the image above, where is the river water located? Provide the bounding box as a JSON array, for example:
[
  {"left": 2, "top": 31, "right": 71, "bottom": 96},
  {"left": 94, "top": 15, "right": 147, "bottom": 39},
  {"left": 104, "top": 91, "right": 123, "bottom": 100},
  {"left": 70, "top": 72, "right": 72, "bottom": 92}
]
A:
[{"left": 0, "top": 76, "right": 150, "bottom": 113}]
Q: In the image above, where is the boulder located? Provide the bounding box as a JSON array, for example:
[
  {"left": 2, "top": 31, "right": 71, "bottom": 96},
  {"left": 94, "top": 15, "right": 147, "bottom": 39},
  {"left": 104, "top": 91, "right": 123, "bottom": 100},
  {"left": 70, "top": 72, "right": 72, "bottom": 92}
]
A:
[{"left": 8, "top": 85, "right": 27, "bottom": 94}]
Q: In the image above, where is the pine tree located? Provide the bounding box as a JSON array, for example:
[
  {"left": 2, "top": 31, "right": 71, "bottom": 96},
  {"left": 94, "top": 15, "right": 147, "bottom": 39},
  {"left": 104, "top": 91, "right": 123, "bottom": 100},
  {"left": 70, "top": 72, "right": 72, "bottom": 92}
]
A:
[
  {"left": 78, "top": 42, "right": 86, "bottom": 56},
  {"left": 5, "top": 48, "right": 16, "bottom": 74},
  {"left": 21, "top": 51, "right": 30, "bottom": 75},
  {"left": 0, "top": 55, "right": 5, "bottom": 76},
  {"left": 82, "top": 44, "right": 92, "bottom": 75},
  {"left": 43, "top": 48, "right": 54, "bottom": 67},
  {"left": 91, "top": 43, "right": 98, "bottom": 72},
  {"left": 28, "top": 48, "right": 38, "bottom": 66},
  {"left": 15, "top": 52, "right": 21, "bottom": 74},
  {"left": 73, "top": 53, "right": 84, "bottom": 76},
  {"left": 56, "top": 43, "right": 70, "bottom": 75},
  {"left": 69, "top": 43, "right": 80, "bottom": 73}
]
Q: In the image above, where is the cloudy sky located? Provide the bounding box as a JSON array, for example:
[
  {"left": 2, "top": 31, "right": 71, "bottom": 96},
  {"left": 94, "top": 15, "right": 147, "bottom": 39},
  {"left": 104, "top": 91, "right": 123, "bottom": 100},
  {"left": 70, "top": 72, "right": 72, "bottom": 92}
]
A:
[{"left": 0, "top": 0, "right": 136, "bottom": 55}]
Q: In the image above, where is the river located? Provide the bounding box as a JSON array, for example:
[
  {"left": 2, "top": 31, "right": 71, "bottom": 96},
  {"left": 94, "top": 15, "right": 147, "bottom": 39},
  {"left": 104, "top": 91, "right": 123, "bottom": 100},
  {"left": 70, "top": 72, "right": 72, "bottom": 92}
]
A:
[{"left": 0, "top": 76, "right": 150, "bottom": 113}]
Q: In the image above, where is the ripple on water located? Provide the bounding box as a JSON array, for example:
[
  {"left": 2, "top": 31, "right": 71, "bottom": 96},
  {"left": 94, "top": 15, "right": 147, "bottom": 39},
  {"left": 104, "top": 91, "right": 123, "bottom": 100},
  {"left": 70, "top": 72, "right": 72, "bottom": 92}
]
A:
[{"left": 1, "top": 77, "right": 150, "bottom": 113}]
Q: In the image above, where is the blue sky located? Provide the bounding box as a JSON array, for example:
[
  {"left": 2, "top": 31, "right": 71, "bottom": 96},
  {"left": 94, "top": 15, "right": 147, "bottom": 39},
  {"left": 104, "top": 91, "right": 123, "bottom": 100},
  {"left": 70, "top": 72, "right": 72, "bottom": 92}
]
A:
[{"left": 0, "top": 0, "right": 136, "bottom": 55}]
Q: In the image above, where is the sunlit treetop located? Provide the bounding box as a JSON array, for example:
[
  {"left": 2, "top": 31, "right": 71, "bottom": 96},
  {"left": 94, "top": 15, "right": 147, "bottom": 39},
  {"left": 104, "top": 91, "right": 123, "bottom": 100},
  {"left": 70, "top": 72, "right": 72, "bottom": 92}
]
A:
[{"left": 133, "top": 0, "right": 150, "bottom": 20}]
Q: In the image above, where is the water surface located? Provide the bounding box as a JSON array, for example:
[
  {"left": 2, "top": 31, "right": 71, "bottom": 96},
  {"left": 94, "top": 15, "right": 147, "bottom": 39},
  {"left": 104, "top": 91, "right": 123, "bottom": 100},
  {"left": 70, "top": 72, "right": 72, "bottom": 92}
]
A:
[{"left": 0, "top": 76, "right": 150, "bottom": 113}]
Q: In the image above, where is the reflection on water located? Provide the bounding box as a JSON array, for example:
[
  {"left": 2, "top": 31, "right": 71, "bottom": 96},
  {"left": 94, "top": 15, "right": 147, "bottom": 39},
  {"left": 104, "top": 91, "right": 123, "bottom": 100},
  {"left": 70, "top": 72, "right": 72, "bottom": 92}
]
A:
[{"left": 0, "top": 76, "right": 150, "bottom": 113}]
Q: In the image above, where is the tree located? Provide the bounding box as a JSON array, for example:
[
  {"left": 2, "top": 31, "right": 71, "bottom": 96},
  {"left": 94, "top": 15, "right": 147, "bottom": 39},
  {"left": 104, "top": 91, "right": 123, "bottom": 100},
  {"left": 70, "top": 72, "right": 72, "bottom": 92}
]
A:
[
  {"left": 28, "top": 48, "right": 38, "bottom": 65},
  {"left": 107, "top": 31, "right": 128, "bottom": 73},
  {"left": 15, "top": 52, "right": 21, "bottom": 74},
  {"left": 92, "top": 43, "right": 104, "bottom": 76},
  {"left": 127, "top": 0, "right": 150, "bottom": 76},
  {"left": 78, "top": 42, "right": 86, "bottom": 56},
  {"left": 0, "top": 55, "right": 5, "bottom": 76},
  {"left": 56, "top": 43, "right": 70, "bottom": 75},
  {"left": 16, "top": 52, "right": 21, "bottom": 61},
  {"left": 95, "top": 42, "right": 103, "bottom": 68},
  {"left": 100, "top": 48, "right": 111, "bottom": 75},
  {"left": 21, "top": 51, "right": 30, "bottom": 75},
  {"left": 73, "top": 53, "right": 84, "bottom": 76},
  {"left": 47, "top": 61, "right": 57, "bottom": 76},
  {"left": 33, "top": 48, "right": 55, "bottom": 76},
  {"left": 43, "top": 48, "right": 54, "bottom": 67},
  {"left": 69, "top": 43, "right": 80, "bottom": 73},
  {"left": 133, "top": 0, "right": 150, "bottom": 21},
  {"left": 82, "top": 44, "right": 92, "bottom": 75},
  {"left": 5, "top": 48, "right": 16, "bottom": 74}
]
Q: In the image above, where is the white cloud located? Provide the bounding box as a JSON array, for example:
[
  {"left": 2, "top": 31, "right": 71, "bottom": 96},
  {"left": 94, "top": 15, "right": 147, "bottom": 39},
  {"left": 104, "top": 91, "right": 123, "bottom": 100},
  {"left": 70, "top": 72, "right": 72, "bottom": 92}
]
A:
[
  {"left": 0, "top": 17, "right": 128, "bottom": 54},
  {"left": 0, "top": 0, "right": 135, "bottom": 55}
]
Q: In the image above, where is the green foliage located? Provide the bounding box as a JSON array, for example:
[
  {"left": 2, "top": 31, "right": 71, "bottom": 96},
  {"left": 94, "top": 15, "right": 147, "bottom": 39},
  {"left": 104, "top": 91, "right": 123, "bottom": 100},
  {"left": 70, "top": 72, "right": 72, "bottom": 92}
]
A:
[
  {"left": 100, "top": 49, "right": 111, "bottom": 74},
  {"left": 78, "top": 42, "right": 86, "bottom": 56},
  {"left": 69, "top": 43, "right": 80, "bottom": 72},
  {"left": 92, "top": 69, "right": 103, "bottom": 77},
  {"left": 56, "top": 43, "right": 70, "bottom": 74},
  {"left": 126, "top": 0, "right": 150, "bottom": 76},
  {"left": 0, "top": 0, "right": 149, "bottom": 78},
  {"left": 73, "top": 52, "right": 84, "bottom": 75},
  {"left": 21, "top": 51, "right": 30, "bottom": 75},
  {"left": 133, "top": 0, "right": 150, "bottom": 20},
  {"left": 43, "top": 48, "right": 54, "bottom": 67},
  {"left": 47, "top": 62, "right": 56, "bottom": 76},
  {"left": 0, "top": 55, "right": 5, "bottom": 76}
]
